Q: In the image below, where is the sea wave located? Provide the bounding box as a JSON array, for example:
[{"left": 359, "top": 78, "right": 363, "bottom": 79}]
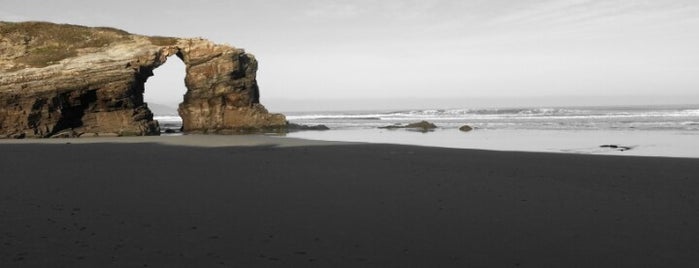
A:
[
  {"left": 286, "top": 106, "right": 699, "bottom": 131},
  {"left": 286, "top": 114, "right": 382, "bottom": 120},
  {"left": 288, "top": 107, "right": 699, "bottom": 121}
]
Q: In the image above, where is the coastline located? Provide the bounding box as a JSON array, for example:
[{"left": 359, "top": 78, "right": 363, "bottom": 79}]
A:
[
  {"left": 147, "top": 103, "right": 699, "bottom": 159},
  {"left": 2, "top": 135, "right": 699, "bottom": 267},
  {"left": 0, "top": 134, "right": 345, "bottom": 148},
  {"left": 3, "top": 129, "right": 699, "bottom": 159},
  {"left": 286, "top": 128, "right": 699, "bottom": 159}
]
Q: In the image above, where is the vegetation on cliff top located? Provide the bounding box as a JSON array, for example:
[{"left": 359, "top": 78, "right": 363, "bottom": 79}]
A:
[
  {"left": 0, "top": 21, "right": 177, "bottom": 70},
  {"left": 0, "top": 21, "right": 133, "bottom": 69},
  {"left": 147, "top": 36, "right": 178, "bottom": 46}
]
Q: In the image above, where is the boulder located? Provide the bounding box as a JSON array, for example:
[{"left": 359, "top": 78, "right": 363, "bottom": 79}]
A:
[
  {"left": 459, "top": 125, "right": 473, "bottom": 132},
  {"left": 286, "top": 123, "right": 330, "bottom": 131},
  {"left": 378, "top": 124, "right": 404, "bottom": 130},
  {"left": 600, "top": 144, "right": 633, "bottom": 151},
  {"left": 379, "top": 121, "right": 437, "bottom": 132},
  {"left": 405, "top": 121, "right": 437, "bottom": 130}
]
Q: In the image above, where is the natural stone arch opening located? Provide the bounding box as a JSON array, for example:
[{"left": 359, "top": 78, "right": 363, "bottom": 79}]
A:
[{"left": 143, "top": 54, "right": 187, "bottom": 134}]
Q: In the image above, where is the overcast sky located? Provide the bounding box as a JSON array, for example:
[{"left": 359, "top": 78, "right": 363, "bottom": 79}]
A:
[{"left": 3, "top": 0, "right": 699, "bottom": 110}]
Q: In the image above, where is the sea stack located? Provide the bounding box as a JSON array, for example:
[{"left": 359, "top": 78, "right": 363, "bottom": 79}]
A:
[{"left": 0, "top": 21, "right": 286, "bottom": 138}]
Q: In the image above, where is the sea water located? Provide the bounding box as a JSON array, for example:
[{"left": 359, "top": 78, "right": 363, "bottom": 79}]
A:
[
  {"left": 154, "top": 105, "right": 699, "bottom": 158},
  {"left": 283, "top": 105, "right": 699, "bottom": 131}
]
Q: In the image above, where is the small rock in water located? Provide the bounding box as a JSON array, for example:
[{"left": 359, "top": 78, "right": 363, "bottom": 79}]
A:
[
  {"left": 379, "top": 121, "right": 437, "bottom": 132},
  {"left": 405, "top": 121, "right": 437, "bottom": 130},
  {"left": 286, "top": 123, "right": 330, "bottom": 131},
  {"left": 600, "top": 144, "right": 633, "bottom": 151},
  {"left": 459, "top": 125, "right": 473, "bottom": 132},
  {"left": 378, "top": 124, "right": 404, "bottom": 130}
]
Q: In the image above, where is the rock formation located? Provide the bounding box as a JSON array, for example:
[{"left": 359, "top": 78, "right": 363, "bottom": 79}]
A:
[
  {"left": 0, "top": 21, "right": 286, "bottom": 138},
  {"left": 459, "top": 125, "right": 473, "bottom": 132},
  {"left": 286, "top": 123, "right": 330, "bottom": 131},
  {"left": 379, "top": 121, "right": 438, "bottom": 132}
]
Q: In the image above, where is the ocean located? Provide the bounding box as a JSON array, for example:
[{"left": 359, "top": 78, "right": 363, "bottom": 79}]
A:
[
  {"left": 154, "top": 104, "right": 699, "bottom": 158},
  {"left": 284, "top": 105, "right": 699, "bottom": 131}
]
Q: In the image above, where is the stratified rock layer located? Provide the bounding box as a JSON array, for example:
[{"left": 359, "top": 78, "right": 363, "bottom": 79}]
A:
[{"left": 0, "top": 21, "right": 285, "bottom": 138}]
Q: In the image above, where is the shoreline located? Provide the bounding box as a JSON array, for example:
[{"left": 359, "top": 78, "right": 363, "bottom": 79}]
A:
[
  {"left": 287, "top": 128, "right": 699, "bottom": 159},
  {"left": 0, "top": 134, "right": 345, "bottom": 148},
  {"left": 0, "top": 131, "right": 697, "bottom": 159},
  {"left": 1, "top": 130, "right": 698, "bottom": 159}
]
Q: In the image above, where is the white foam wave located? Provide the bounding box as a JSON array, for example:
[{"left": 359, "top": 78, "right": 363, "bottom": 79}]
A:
[
  {"left": 287, "top": 106, "right": 699, "bottom": 131},
  {"left": 289, "top": 108, "right": 698, "bottom": 121}
]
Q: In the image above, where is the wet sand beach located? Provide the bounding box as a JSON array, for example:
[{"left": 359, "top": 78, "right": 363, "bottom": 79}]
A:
[{"left": 1, "top": 135, "right": 698, "bottom": 267}]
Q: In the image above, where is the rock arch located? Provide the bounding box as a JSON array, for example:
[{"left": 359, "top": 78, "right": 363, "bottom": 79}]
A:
[
  {"left": 142, "top": 51, "right": 187, "bottom": 123},
  {"left": 0, "top": 22, "right": 286, "bottom": 138}
]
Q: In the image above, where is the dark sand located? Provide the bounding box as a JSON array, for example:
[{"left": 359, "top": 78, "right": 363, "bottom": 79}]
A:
[{"left": 1, "top": 136, "right": 698, "bottom": 267}]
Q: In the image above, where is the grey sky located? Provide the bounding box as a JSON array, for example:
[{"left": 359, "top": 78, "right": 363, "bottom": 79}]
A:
[{"left": 3, "top": 0, "right": 699, "bottom": 110}]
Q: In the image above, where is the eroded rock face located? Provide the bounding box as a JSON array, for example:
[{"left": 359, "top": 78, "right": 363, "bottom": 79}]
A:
[{"left": 0, "top": 21, "right": 285, "bottom": 138}]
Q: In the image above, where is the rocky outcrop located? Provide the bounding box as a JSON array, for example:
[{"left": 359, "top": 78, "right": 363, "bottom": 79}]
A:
[
  {"left": 459, "top": 125, "right": 473, "bottom": 132},
  {"left": 286, "top": 123, "right": 330, "bottom": 131},
  {"left": 379, "top": 121, "right": 438, "bottom": 132},
  {"left": 0, "top": 21, "right": 285, "bottom": 138},
  {"left": 600, "top": 144, "right": 633, "bottom": 152}
]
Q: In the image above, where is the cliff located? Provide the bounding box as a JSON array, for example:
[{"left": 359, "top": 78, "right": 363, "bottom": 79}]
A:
[{"left": 0, "top": 21, "right": 286, "bottom": 138}]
